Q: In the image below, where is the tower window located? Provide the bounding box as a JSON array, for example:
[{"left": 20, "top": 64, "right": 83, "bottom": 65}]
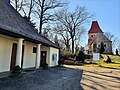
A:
[{"left": 91, "top": 35, "right": 93, "bottom": 37}]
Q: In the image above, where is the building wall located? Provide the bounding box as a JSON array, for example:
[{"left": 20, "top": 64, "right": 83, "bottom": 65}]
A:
[
  {"left": 0, "top": 35, "right": 17, "bottom": 72},
  {"left": 0, "top": 34, "right": 38, "bottom": 71},
  {"left": 95, "top": 33, "right": 112, "bottom": 54},
  {"left": 88, "top": 33, "right": 98, "bottom": 53},
  {"left": 0, "top": 34, "right": 59, "bottom": 73},
  {"left": 22, "top": 42, "right": 37, "bottom": 69},
  {"left": 40, "top": 46, "right": 59, "bottom": 67},
  {"left": 104, "top": 42, "right": 112, "bottom": 54},
  {"left": 88, "top": 33, "right": 112, "bottom": 54},
  {"left": 88, "top": 33, "right": 98, "bottom": 41},
  {"left": 49, "top": 47, "right": 59, "bottom": 67}
]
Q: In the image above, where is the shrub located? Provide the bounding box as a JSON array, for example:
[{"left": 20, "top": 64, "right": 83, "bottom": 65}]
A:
[
  {"left": 60, "top": 53, "right": 76, "bottom": 60},
  {"left": 58, "top": 60, "right": 62, "bottom": 66},
  {"left": 76, "top": 51, "right": 85, "bottom": 63},
  {"left": 11, "top": 65, "right": 21, "bottom": 78}
]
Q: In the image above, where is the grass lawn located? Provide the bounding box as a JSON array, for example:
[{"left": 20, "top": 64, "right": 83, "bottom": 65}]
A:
[{"left": 84, "top": 54, "right": 120, "bottom": 68}]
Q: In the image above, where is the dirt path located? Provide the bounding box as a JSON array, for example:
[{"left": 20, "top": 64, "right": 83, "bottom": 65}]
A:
[{"left": 65, "top": 65, "right": 120, "bottom": 90}]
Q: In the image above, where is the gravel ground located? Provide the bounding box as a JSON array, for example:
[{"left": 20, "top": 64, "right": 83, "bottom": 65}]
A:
[{"left": 0, "top": 67, "right": 83, "bottom": 90}]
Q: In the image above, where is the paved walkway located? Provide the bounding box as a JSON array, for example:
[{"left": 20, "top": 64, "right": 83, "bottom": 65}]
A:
[
  {"left": 0, "top": 67, "right": 83, "bottom": 90},
  {"left": 65, "top": 65, "right": 120, "bottom": 90}
]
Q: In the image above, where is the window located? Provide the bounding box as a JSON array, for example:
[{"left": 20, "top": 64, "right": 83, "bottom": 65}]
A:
[
  {"left": 98, "top": 44, "right": 100, "bottom": 47},
  {"left": 52, "top": 54, "right": 57, "bottom": 61},
  {"left": 104, "top": 44, "right": 106, "bottom": 47},
  {"left": 33, "top": 47, "right": 37, "bottom": 53}
]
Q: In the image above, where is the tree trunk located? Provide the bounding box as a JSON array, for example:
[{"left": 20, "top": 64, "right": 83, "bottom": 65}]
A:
[
  {"left": 39, "top": 17, "right": 42, "bottom": 34},
  {"left": 39, "top": 9, "right": 43, "bottom": 34},
  {"left": 15, "top": 0, "right": 17, "bottom": 10},
  {"left": 39, "top": 0, "right": 45, "bottom": 34},
  {"left": 27, "top": 0, "right": 33, "bottom": 20},
  {"left": 66, "top": 39, "right": 69, "bottom": 51},
  {"left": 72, "top": 38, "right": 74, "bottom": 53}
]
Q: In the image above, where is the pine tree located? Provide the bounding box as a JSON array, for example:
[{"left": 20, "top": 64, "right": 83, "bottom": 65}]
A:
[{"left": 116, "top": 49, "right": 119, "bottom": 55}]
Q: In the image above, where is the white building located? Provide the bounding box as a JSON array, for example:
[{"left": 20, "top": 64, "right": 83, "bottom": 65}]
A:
[{"left": 0, "top": 0, "right": 59, "bottom": 77}]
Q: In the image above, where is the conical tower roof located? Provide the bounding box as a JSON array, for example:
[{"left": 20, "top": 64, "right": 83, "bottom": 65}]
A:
[{"left": 88, "top": 21, "right": 103, "bottom": 33}]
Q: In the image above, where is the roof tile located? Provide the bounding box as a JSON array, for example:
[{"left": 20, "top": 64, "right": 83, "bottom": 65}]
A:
[
  {"left": 88, "top": 21, "right": 103, "bottom": 33},
  {"left": 0, "top": 0, "right": 59, "bottom": 48}
]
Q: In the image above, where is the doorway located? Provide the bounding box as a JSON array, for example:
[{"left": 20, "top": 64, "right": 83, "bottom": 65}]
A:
[
  {"left": 40, "top": 51, "right": 47, "bottom": 66},
  {"left": 10, "top": 43, "right": 24, "bottom": 70},
  {"left": 21, "top": 45, "right": 24, "bottom": 69},
  {"left": 10, "top": 43, "right": 17, "bottom": 71}
]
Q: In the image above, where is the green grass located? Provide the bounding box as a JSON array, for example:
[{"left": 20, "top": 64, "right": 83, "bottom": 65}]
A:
[{"left": 84, "top": 55, "right": 120, "bottom": 68}]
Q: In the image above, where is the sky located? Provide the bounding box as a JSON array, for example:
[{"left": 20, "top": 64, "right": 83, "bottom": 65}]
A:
[{"left": 67, "top": 0, "right": 120, "bottom": 46}]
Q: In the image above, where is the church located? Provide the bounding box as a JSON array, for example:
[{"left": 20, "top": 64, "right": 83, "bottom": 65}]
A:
[{"left": 88, "top": 21, "right": 112, "bottom": 54}]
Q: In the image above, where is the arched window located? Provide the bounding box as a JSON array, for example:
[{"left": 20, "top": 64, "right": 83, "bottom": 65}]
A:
[{"left": 104, "top": 44, "right": 106, "bottom": 47}]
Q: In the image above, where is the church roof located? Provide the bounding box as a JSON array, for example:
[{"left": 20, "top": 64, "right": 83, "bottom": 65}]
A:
[
  {"left": 0, "top": 0, "right": 59, "bottom": 48},
  {"left": 94, "top": 33, "right": 112, "bottom": 43},
  {"left": 88, "top": 21, "right": 103, "bottom": 33}
]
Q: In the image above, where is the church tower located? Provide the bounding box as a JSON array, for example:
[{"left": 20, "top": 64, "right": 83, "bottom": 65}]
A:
[{"left": 88, "top": 21, "right": 112, "bottom": 54}]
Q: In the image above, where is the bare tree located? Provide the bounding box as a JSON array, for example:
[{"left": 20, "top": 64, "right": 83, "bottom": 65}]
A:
[
  {"left": 11, "top": 0, "right": 29, "bottom": 12},
  {"left": 104, "top": 32, "right": 118, "bottom": 48},
  {"left": 104, "top": 32, "right": 114, "bottom": 41},
  {"left": 104, "top": 32, "right": 120, "bottom": 54},
  {"left": 74, "top": 27, "right": 86, "bottom": 49},
  {"left": 20, "top": 0, "right": 35, "bottom": 20},
  {"left": 118, "top": 41, "right": 120, "bottom": 54},
  {"left": 27, "top": 0, "right": 34, "bottom": 20},
  {"left": 32, "top": 0, "right": 67, "bottom": 34},
  {"left": 54, "top": 35, "right": 59, "bottom": 46},
  {"left": 53, "top": 24, "right": 71, "bottom": 50},
  {"left": 55, "top": 6, "right": 92, "bottom": 53},
  {"left": 114, "top": 39, "right": 120, "bottom": 54},
  {"left": 11, "top": 0, "right": 37, "bottom": 29},
  {"left": 42, "top": 28, "right": 49, "bottom": 38}
]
